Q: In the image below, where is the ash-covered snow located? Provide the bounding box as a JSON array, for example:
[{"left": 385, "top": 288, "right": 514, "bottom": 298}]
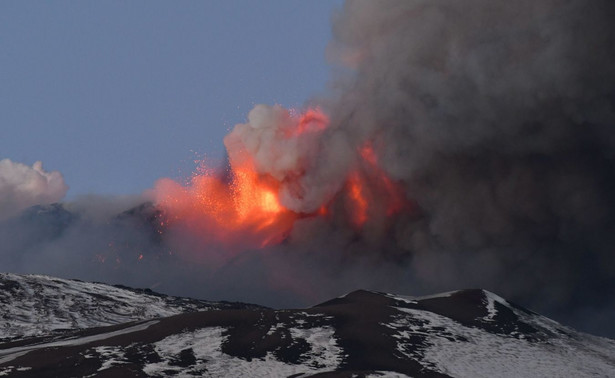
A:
[
  {"left": 483, "top": 291, "right": 503, "bottom": 321},
  {"left": 0, "top": 320, "right": 158, "bottom": 365},
  {"left": 92, "top": 346, "right": 128, "bottom": 372},
  {"left": 142, "top": 327, "right": 222, "bottom": 376},
  {"left": 366, "top": 372, "right": 412, "bottom": 378},
  {"left": 288, "top": 326, "right": 342, "bottom": 369},
  {"left": 393, "top": 290, "right": 459, "bottom": 302},
  {"left": 0, "top": 273, "right": 251, "bottom": 342},
  {"left": 1, "top": 281, "right": 613, "bottom": 377},
  {"left": 386, "top": 290, "right": 615, "bottom": 378},
  {"left": 142, "top": 325, "right": 342, "bottom": 377},
  {"left": 0, "top": 366, "right": 31, "bottom": 376}
]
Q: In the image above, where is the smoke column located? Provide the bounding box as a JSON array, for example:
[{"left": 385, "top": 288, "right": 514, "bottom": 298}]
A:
[
  {"left": 314, "top": 0, "right": 615, "bottom": 336},
  {"left": 167, "top": 0, "right": 615, "bottom": 335}
]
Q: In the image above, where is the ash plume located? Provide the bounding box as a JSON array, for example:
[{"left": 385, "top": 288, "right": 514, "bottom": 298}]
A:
[
  {"left": 311, "top": 0, "right": 615, "bottom": 336},
  {"left": 1, "top": 0, "right": 614, "bottom": 339}
]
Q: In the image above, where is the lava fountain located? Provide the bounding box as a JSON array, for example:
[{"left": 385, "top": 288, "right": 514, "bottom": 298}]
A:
[{"left": 153, "top": 105, "right": 409, "bottom": 253}]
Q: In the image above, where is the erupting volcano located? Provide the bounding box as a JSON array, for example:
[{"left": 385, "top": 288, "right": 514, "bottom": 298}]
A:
[
  {"left": 153, "top": 105, "right": 409, "bottom": 251},
  {"left": 3, "top": 0, "right": 615, "bottom": 343}
]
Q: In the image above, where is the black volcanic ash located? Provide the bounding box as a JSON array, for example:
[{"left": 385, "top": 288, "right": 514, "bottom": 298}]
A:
[{"left": 297, "top": 0, "right": 615, "bottom": 337}]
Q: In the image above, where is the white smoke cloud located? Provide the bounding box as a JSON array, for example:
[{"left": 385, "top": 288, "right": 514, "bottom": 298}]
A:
[
  {"left": 223, "top": 104, "right": 339, "bottom": 213},
  {"left": 0, "top": 159, "right": 68, "bottom": 220}
]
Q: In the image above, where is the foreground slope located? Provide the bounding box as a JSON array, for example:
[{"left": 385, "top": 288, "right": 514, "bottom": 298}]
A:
[
  {"left": 0, "top": 277, "right": 613, "bottom": 377},
  {"left": 0, "top": 273, "right": 261, "bottom": 343}
]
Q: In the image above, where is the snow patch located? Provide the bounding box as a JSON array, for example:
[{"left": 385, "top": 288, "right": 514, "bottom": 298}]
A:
[
  {"left": 388, "top": 290, "right": 459, "bottom": 304},
  {"left": 366, "top": 372, "right": 413, "bottom": 378},
  {"left": 0, "top": 366, "right": 32, "bottom": 376},
  {"left": 483, "top": 290, "right": 504, "bottom": 321},
  {"left": 289, "top": 326, "right": 343, "bottom": 369},
  {"left": 143, "top": 325, "right": 342, "bottom": 377},
  {"left": 95, "top": 346, "right": 128, "bottom": 371},
  {"left": 0, "top": 273, "right": 216, "bottom": 341},
  {"left": 0, "top": 320, "right": 157, "bottom": 364},
  {"left": 388, "top": 307, "right": 615, "bottom": 377}
]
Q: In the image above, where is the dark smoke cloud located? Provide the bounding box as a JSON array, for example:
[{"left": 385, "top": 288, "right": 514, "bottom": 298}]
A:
[
  {"left": 1, "top": 0, "right": 614, "bottom": 339},
  {"left": 314, "top": 0, "right": 615, "bottom": 337}
]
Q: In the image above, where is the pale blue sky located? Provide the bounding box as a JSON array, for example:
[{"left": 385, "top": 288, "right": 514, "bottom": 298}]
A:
[{"left": 1, "top": 1, "right": 342, "bottom": 197}]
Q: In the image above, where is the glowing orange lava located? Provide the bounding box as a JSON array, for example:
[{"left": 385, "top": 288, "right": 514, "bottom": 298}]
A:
[
  {"left": 359, "top": 143, "right": 379, "bottom": 166},
  {"left": 296, "top": 108, "right": 329, "bottom": 135},
  {"left": 153, "top": 107, "right": 410, "bottom": 252},
  {"left": 154, "top": 161, "right": 295, "bottom": 251},
  {"left": 359, "top": 142, "right": 406, "bottom": 216},
  {"left": 347, "top": 171, "right": 369, "bottom": 228}
]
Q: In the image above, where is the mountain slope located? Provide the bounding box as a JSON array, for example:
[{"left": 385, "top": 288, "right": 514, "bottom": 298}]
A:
[
  {"left": 0, "top": 275, "right": 614, "bottom": 377},
  {"left": 0, "top": 273, "right": 261, "bottom": 343}
]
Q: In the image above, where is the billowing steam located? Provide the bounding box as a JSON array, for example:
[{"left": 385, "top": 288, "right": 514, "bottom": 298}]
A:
[
  {"left": 225, "top": 105, "right": 331, "bottom": 213},
  {"left": 1, "top": 0, "right": 615, "bottom": 338},
  {"left": 0, "top": 159, "right": 68, "bottom": 220}
]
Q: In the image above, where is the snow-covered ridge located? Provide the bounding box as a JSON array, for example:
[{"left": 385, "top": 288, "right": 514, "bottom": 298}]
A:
[
  {"left": 0, "top": 273, "right": 255, "bottom": 342},
  {"left": 389, "top": 290, "right": 460, "bottom": 303},
  {"left": 1, "top": 278, "right": 614, "bottom": 377},
  {"left": 390, "top": 305, "right": 615, "bottom": 378},
  {"left": 385, "top": 289, "right": 615, "bottom": 377}
]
